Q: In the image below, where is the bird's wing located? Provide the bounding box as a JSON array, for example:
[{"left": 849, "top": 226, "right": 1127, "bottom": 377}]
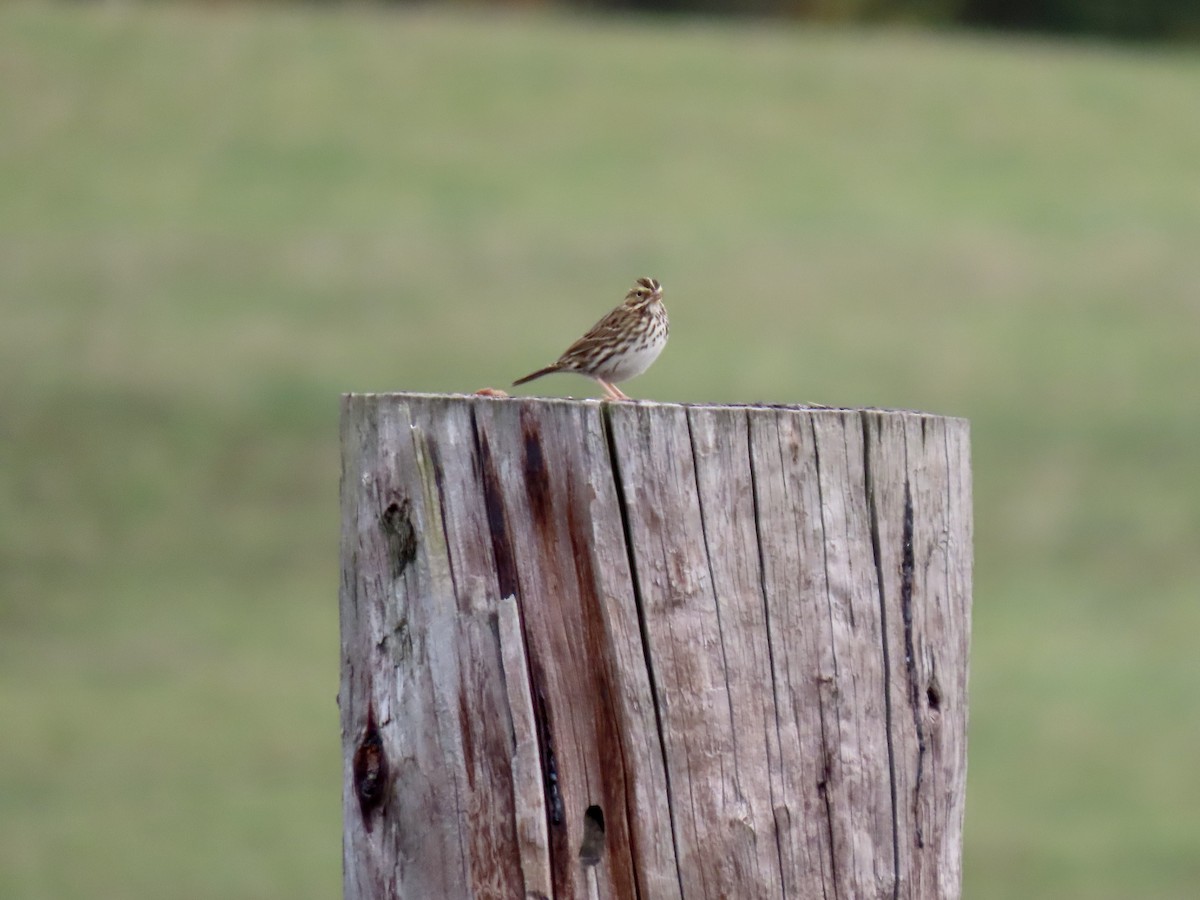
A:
[{"left": 556, "top": 306, "right": 626, "bottom": 369}]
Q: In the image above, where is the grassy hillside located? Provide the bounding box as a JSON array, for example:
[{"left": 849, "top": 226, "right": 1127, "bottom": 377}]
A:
[{"left": 2, "top": 5, "right": 1198, "bottom": 898}]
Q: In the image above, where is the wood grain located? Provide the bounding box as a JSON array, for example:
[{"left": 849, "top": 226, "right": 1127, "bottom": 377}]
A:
[{"left": 340, "top": 394, "right": 971, "bottom": 899}]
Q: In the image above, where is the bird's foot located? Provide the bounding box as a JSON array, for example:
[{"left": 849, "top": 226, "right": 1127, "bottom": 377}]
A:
[{"left": 599, "top": 381, "right": 631, "bottom": 401}]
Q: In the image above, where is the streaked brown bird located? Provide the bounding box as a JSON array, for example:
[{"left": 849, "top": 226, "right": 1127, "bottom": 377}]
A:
[{"left": 513, "top": 277, "right": 669, "bottom": 400}]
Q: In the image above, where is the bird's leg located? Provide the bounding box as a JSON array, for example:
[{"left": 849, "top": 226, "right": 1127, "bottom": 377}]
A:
[{"left": 599, "top": 380, "right": 630, "bottom": 401}]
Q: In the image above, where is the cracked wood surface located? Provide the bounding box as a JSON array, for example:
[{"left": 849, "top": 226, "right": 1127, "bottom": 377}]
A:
[{"left": 340, "top": 393, "right": 971, "bottom": 900}]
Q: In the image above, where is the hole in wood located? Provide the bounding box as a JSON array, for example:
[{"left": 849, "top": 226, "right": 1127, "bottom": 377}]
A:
[
  {"left": 927, "top": 680, "right": 943, "bottom": 711},
  {"left": 579, "top": 804, "right": 605, "bottom": 866},
  {"left": 352, "top": 709, "right": 389, "bottom": 830},
  {"left": 380, "top": 499, "right": 417, "bottom": 578}
]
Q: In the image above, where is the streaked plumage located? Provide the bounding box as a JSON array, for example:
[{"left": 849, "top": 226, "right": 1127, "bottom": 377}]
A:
[{"left": 513, "top": 277, "right": 669, "bottom": 400}]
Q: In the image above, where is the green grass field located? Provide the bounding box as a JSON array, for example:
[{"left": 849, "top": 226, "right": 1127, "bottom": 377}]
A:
[{"left": 3, "top": 4, "right": 1199, "bottom": 898}]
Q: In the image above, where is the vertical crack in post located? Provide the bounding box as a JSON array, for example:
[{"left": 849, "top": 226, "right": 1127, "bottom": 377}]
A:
[
  {"left": 900, "top": 478, "right": 926, "bottom": 850},
  {"left": 468, "top": 406, "right": 560, "bottom": 871},
  {"left": 684, "top": 410, "right": 740, "bottom": 773},
  {"left": 815, "top": 701, "right": 840, "bottom": 900},
  {"left": 747, "top": 414, "right": 789, "bottom": 886},
  {"left": 471, "top": 411, "right": 521, "bottom": 603},
  {"left": 410, "top": 420, "right": 474, "bottom": 882},
  {"left": 601, "top": 403, "right": 686, "bottom": 895},
  {"left": 534, "top": 687, "right": 565, "bottom": 826},
  {"left": 810, "top": 415, "right": 843, "bottom": 898},
  {"left": 564, "top": 456, "right": 643, "bottom": 892},
  {"left": 511, "top": 411, "right": 570, "bottom": 849},
  {"left": 861, "top": 411, "right": 901, "bottom": 900},
  {"left": 419, "top": 434, "right": 470, "bottom": 621}
]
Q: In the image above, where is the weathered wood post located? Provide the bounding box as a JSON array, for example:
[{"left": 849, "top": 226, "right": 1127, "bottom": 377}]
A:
[{"left": 340, "top": 393, "right": 971, "bottom": 900}]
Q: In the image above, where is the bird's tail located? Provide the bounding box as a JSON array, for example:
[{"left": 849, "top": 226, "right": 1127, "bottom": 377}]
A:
[{"left": 512, "top": 363, "right": 561, "bottom": 387}]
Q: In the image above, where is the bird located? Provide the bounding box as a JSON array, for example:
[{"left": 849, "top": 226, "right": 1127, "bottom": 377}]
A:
[{"left": 513, "top": 277, "right": 669, "bottom": 400}]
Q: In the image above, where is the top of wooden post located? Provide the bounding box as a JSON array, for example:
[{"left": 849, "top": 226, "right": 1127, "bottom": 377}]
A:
[{"left": 341, "top": 390, "right": 967, "bottom": 426}]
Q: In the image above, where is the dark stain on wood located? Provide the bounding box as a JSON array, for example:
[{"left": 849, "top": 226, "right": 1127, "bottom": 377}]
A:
[
  {"left": 521, "top": 414, "right": 553, "bottom": 530},
  {"left": 353, "top": 705, "right": 389, "bottom": 831},
  {"left": 458, "top": 683, "right": 476, "bottom": 790},
  {"left": 475, "top": 427, "right": 520, "bottom": 601},
  {"left": 380, "top": 498, "right": 416, "bottom": 579}
]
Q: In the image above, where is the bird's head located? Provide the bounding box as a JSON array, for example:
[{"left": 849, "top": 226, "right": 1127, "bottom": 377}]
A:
[{"left": 625, "top": 277, "right": 663, "bottom": 307}]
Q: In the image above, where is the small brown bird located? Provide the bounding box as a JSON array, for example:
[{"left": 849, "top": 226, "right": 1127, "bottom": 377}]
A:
[{"left": 513, "top": 277, "right": 669, "bottom": 400}]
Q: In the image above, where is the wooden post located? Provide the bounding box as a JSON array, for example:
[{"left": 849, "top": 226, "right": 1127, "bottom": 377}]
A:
[{"left": 339, "top": 393, "right": 971, "bottom": 900}]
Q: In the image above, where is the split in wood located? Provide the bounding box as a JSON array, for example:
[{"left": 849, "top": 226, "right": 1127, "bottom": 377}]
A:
[{"left": 352, "top": 714, "right": 389, "bottom": 829}]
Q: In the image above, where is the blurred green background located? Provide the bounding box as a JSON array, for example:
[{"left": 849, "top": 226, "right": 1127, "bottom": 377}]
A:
[{"left": 2, "top": 3, "right": 1198, "bottom": 898}]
